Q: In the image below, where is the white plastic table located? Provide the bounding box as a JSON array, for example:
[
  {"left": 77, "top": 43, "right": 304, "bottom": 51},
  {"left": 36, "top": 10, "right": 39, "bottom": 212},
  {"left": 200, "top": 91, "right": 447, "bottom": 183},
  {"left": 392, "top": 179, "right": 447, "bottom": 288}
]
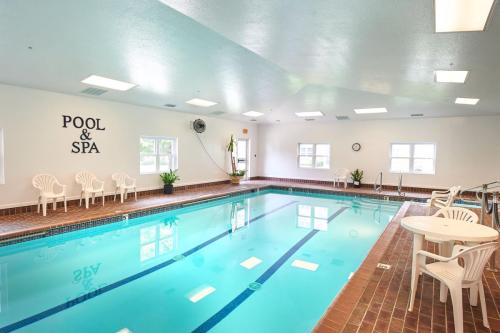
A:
[{"left": 401, "top": 216, "right": 498, "bottom": 304}]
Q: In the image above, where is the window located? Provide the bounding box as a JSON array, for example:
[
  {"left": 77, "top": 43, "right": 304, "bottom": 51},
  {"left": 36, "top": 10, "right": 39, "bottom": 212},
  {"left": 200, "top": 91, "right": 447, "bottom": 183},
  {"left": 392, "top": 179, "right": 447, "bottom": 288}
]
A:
[
  {"left": 140, "top": 136, "right": 178, "bottom": 174},
  {"left": 298, "top": 143, "right": 330, "bottom": 169},
  {"left": 390, "top": 143, "right": 436, "bottom": 174},
  {"left": 0, "top": 129, "right": 4, "bottom": 184},
  {"left": 139, "top": 224, "right": 175, "bottom": 262}
]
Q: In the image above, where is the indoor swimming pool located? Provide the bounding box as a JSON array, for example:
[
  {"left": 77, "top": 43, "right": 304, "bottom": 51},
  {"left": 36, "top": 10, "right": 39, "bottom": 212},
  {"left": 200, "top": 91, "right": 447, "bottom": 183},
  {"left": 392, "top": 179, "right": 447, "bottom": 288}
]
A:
[{"left": 0, "top": 190, "right": 402, "bottom": 333}]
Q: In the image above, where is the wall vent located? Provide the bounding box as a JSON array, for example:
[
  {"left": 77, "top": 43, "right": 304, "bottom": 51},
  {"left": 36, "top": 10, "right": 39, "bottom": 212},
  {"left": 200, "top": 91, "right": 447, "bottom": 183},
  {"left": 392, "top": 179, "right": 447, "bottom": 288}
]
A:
[
  {"left": 210, "top": 111, "right": 226, "bottom": 115},
  {"left": 80, "top": 87, "right": 108, "bottom": 96},
  {"left": 164, "top": 103, "right": 176, "bottom": 108},
  {"left": 411, "top": 113, "right": 424, "bottom": 117},
  {"left": 336, "top": 115, "right": 350, "bottom": 120}
]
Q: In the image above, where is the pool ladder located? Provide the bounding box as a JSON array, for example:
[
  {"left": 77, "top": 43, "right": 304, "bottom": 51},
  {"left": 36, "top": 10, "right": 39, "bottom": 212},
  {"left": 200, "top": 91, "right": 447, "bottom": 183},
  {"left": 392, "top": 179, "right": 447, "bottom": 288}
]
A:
[{"left": 374, "top": 172, "right": 383, "bottom": 193}]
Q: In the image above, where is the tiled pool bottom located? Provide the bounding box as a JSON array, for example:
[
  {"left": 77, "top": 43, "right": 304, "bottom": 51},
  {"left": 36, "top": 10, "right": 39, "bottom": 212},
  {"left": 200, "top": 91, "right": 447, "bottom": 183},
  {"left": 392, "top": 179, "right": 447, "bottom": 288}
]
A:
[
  {"left": 316, "top": 204, "right": 500, "bottom": 333},
  {"left": 0, "top": 190, "right": 401, "bottom": 332}
]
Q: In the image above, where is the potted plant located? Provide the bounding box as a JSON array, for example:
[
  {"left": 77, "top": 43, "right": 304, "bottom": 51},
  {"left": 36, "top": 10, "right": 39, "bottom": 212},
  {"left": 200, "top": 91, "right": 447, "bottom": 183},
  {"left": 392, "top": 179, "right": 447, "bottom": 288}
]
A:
[
  {"left": 160, "top": 169, "right": 180, "bottom": 194},
  {"left": 229, "top": 170, "right": 246, "bottom": 185},
  {"left": 351, "top": 169, "right": 364, "bottom": 188},
  {"left": 227, "top": 135, "right": 246, "bottom": 185}
]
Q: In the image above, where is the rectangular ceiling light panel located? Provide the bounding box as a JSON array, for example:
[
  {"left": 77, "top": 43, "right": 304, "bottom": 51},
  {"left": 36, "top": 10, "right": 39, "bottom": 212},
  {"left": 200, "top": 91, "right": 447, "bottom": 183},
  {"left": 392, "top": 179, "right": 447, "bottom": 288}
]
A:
[
  {"left": 455, "top": 97, "right": 479, "bottom": 105},
  {"left": 434, "top": 70, "right": 469, "bottom": 83},
  {"left": 189, "top": 286, "right": 216, "bottom": 303},
  {"left": 240, "top": 256, "right": 263, "bottom": 269},
  {"left": 81, "top": 75, "right": 136, "bottom": 91},
  {"left": 186, "top": 98, "right": 218, "bottom": 107},
  {"left": 295, "top": 111, "right": 324, "bottom": 117},
  {"left": 354, "top": 108, "right": 388, "bottom": 114},
  {"left": 435, "top": 0, "right": 495, "bottom": 32},
  {"left": 291, "top": 259, "right": 319, "bottom": 271}
]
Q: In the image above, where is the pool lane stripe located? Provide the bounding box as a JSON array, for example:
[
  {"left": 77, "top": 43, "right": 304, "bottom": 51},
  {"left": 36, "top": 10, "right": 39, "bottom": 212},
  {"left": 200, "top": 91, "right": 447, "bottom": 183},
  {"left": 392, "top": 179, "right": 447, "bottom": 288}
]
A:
[
  {"left": 0, "top": 200, "right": 298, "bottom": 333},
  {"left": 192, "top": 206, "right": 349, "bottom": 333}
]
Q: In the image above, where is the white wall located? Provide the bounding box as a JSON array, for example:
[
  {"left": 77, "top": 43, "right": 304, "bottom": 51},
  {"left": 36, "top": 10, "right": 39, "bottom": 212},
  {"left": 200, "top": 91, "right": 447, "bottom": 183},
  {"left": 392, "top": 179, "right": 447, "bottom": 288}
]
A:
[
  {"left": 258, "top": 117, "right": 500, "bottom": 189},
  {"left": 0, "top": 84, "right": 258, "bottom": 208}
]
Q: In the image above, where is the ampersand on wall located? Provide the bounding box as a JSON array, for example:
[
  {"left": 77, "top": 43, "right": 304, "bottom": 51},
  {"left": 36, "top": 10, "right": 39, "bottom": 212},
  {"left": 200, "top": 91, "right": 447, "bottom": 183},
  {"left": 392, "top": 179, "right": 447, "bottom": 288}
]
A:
[{"left": 62, "top": 115, "right": 105, "bottom": 154}]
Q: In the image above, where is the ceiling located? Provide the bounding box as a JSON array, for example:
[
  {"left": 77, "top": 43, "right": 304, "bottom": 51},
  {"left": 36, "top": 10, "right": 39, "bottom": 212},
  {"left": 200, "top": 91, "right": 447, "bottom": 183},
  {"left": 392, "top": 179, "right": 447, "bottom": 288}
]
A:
[{"left": 0, "top": 0, "right": 499, "bottom": 123}]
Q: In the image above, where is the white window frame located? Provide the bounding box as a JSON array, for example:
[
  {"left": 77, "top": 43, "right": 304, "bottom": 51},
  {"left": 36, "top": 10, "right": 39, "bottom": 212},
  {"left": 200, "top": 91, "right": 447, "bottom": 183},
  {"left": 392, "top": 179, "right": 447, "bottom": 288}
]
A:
[
  {"left": 297, "top": 143, "right": 330, "bottom": 169},
  {"left": 0, "top": 129, "right": 4, "bottom": 185},
  {"left": 140, "top": 136, "right": 178, "bottom": 175},
  {"left": 390, "top": 142, "right": 436, "bottom": 175}
]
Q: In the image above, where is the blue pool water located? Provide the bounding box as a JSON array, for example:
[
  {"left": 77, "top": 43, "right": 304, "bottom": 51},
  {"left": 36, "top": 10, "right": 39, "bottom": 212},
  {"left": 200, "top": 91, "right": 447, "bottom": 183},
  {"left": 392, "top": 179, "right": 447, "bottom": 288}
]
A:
[{"left": 0, "top": 190, "right": 401, "bottom": 333}]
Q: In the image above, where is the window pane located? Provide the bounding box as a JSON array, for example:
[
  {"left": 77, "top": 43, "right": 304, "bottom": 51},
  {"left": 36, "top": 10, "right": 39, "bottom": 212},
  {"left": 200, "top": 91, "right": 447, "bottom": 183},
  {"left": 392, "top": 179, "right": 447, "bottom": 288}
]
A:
[
  {"left": 298, "top": 205, "right": 311, "bottom": 216},
  {"left": 414, "top": 144, "right": 435, "bottom": 158},
  {"left": 140, "top": 243, "right": 156, "bottom": 261},
  {"left": 314, "top": 207, "right": 329, "bottom": 219},
  {"left": 140, "top": 155, "right": 156, "bottom": 173},
  {"left": 299, "top": 156, "right": 313, "bottom": 168},
  {"left": 140, "top": 138, "right": 156, "bottom": 154},
  {"left": 299, "top": 144, "right": 314, "bottom": 156},
  {"left": 159, "top": 139, "right": 173, "bottom": 155},
  {"left": 413, "top": 158, "right": 435, "bottom": 173},
  {"left": 316, "top": 144, "right": 330, "bottom": 156},
  {"left": 391, "top": 144, "right": 410, "bottom": 158},
  {"left": 159, "top": 155, "right": 171, "bottom": 172},
  {"left": 313, "top": 219, "right": 328, "bottom": 231},
  {"left": 391, "top": 158, "right": 410, "bottom": 172},
  {"left": 315, "top": 156, "right": 330, "bottom": 169},
  {"left": 297, "top": 216, "right": 311, "bottom": 229},
  {"left": 237, "top": 161, "right": 246, "bottom": 170},
  {"left": 140, "top": 226, "right": 157, "bottom": 244}
]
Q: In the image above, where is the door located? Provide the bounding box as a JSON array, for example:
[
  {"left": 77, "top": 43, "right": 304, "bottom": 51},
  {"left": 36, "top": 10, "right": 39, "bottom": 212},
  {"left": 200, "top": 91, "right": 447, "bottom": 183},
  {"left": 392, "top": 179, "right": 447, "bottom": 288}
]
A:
[{"left": 236, "top": 139, "right": 250, "bottom": 179}]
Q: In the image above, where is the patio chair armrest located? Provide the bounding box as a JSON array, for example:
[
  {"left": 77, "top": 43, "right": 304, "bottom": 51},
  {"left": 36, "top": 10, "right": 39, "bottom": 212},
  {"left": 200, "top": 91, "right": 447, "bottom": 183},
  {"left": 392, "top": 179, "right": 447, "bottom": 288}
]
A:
[
  {"left": 416, "top": 250, "right": 452, "bottom": 262},
  {"left": 126, "top": 176, "right": 136, "bottom": 187},
  {"left": 54, "top": 181, "right": 67, "bottom": 195},
  {"left": 92, "top": 178, "right": 105, "bottom": 190}
]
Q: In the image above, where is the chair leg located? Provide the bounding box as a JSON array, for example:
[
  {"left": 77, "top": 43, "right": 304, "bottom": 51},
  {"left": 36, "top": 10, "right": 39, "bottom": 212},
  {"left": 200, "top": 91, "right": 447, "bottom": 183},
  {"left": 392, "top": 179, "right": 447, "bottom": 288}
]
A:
[
  {"left": 85, "top": 193, "right": 90, "bottom": 209},
  {"left": 79, "top": 192, "right": 83, "bottom": 207},
  {"left": 64, "top": 196, "right": 67, "bottom": 213},
  {"left": 42, "top": 198, "right": 47, "bottom": 217},
  {"left": 470, "top": 285, "right": 479, "bottom": 306},
  {"left": 409, "top": 267, "right": 419, "bottom": 311},
  {"left": 134, "top": 188, "right": 137, "bottom": 201},
  {"left": 479, "top": 282, "right": 490, "bottom": 328},
  {"left": 102, "top": 191, "right": 105, "bottom": 206},
  {"left": 53, "top": 198, "right": 57, "bottom": 210},
  {"left": 114, "top": 188, "right": 117, "bottom": 202},
  {"left": 37, "top": 196, "right": 41, "bottom": 214},
  {"left": 450, "top": 285, "right": 464, "bottom": 333},
  {"left": 120, "top": 189, "right": 124, "bottom": 204}
]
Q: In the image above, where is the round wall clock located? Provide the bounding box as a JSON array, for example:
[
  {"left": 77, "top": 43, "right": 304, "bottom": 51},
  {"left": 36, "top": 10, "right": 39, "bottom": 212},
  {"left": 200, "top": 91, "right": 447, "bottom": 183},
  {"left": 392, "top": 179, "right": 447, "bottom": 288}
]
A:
[{"left": 352, "top": 143, "right": 361, "bottom": 152}]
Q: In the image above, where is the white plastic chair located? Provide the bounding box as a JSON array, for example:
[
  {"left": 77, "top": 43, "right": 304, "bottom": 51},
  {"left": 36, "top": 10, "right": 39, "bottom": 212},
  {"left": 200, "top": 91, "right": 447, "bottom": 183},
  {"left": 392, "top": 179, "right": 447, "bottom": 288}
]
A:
[
  {"left": 426, "top": 207, "right": 479, "bottom": 249},
  {"left": 409, "top": 242, "right": 497, "bottom": 333},
  {"left": 333, "top": 168, "right": 349, "bottom": 189},
  {"left": 32, "top": 174, "right": 67, "bottom": 217},
  {"left": 75, "top": 171, "right": 105, "bottom": 209},
  {"left": 427, "top": 186, "right": 461, "bottom": 213},
  {"left": 112, "top": 172, "right": 137, "bottom": 203}
]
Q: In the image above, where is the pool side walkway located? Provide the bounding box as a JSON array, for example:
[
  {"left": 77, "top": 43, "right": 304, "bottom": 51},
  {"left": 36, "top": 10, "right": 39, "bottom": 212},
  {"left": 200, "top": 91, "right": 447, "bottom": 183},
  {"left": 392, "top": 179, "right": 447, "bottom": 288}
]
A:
[{"left": 314, "top": 204, "right": 500, "bottom": 333}]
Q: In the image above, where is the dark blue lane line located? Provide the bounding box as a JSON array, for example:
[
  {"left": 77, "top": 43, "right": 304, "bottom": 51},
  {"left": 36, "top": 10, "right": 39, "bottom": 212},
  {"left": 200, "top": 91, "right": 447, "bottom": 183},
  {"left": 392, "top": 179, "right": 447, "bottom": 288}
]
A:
[
  {"left": 0, "top": 200, "right": 298, "bottom": 333},
  {"left": 192, "top": 206, "right": 350, "bottom": 333}
]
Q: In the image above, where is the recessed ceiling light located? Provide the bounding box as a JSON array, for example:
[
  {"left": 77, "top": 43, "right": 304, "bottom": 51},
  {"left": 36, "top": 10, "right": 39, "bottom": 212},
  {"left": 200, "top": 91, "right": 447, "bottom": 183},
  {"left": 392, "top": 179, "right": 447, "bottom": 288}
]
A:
[
  {"left": 240, "top": 257, "right": 262, "bottom": 269},
  {"left": 81, "top": 75, "right": 136, "bottom": 91},
  {"left": 435, "top": 0, "right": 495, "bottom": 32},
  {"left": 291, "top": 259, "right": 319, "bottom": 271},
  {"left": 455, "top": 97, "right": 480, "bottom": 105},
  {"left": 243, "top": 111, "right": 264, "bottom": 117},
  {"left": 295, "top": 111, "right": 324, "bottom": 117},
  {"left": 354, "top": 108, "right": 388, "bottom": 114},
  {"left": 186, "top": 98, "right": 218, "bottom": 107},
  {"left": 188, "top": 286, "right": 216, "bottom": 303},
  {"left": 434, "top": 70, "right": 469, "bottom": 83}
]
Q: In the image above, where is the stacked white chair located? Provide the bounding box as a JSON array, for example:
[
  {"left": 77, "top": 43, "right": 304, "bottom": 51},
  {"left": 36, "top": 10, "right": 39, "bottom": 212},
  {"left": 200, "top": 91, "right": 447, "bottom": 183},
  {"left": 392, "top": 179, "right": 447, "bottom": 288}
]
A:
[
  {"left": 426, "top": 207, "right": 479, "bottom": 250},
  {"left": 32, "top": 174, "right": 67, "bottom": 216},
  {"left": 112, "top": 172, "right": 137, "bottom": 203},
  {"left": 427, "top": 186, "right": 461, "bottom": 212},
  {"left": 409, "top": 242, "right": 497, "bottom": 333},
  {"left": 333, "top": 168, "right": 350, "bottom": 189},
  {"left": 75, "top": 171, "right": 105, "bottom": 209}
]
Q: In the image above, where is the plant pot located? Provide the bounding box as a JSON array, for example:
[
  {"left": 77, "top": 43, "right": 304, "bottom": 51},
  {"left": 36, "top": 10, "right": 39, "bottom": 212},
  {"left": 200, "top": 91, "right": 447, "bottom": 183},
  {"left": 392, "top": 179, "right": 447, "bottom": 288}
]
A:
[
  {"left": 163, "top": 184, "right": 174, "bottom": 194},
  {"left": 230, "top": 175, "right": 243, "bottom": 185},
  {"left": 353, "top": 181, "right": 361, "bottom": 188}
]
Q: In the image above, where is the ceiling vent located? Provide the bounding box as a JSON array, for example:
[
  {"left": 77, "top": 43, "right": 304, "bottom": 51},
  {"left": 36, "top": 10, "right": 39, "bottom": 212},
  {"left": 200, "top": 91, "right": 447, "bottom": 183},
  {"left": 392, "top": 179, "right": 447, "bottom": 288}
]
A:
[
  {"left": 164, "top": 103, "right": 176, "bottom": 108},
  {"left": 210, "top": 111, "right": 226, "bottom": 116},
  {"left": 80, "top": 87, "right": 107, "bottom": 96},
  {"left": 411, "top": 113, "right": 424, "bottom": 117},
  {"left": 336, "top": 115, "right": 350, "bottom": 120}
]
